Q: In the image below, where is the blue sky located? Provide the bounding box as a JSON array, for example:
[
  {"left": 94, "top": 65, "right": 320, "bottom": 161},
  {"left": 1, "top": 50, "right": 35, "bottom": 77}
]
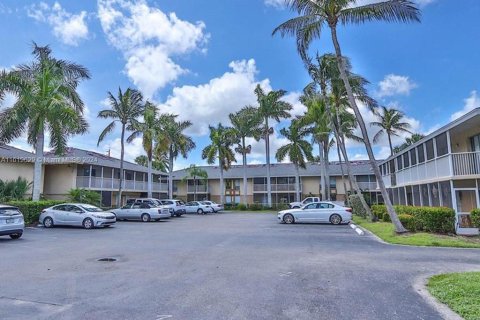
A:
[{"left": 0, "top": 0, "right": 479, "bottom": 170}]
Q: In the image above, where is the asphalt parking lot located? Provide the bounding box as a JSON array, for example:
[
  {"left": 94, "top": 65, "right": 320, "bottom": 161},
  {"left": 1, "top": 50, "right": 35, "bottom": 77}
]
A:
[{"left": 1, "top": 212, "right": 480, "bottom": 320}]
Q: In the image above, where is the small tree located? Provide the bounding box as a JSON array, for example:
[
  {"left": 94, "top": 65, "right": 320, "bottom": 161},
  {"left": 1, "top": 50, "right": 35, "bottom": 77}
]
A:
[
  {"left": 68, "top": 188, "right": 101, "bottom": 206},
  {"left": 182, "top": 165, "right": 209, "bottom": 201}
]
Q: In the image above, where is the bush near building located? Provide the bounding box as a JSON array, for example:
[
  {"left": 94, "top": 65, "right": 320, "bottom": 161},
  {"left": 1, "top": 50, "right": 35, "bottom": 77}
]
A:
[
  {"left": 471, "top": 209, "right": 480, "bottom": 228},
  {"left": 366, "top": 205, "right": 455, "bottom": 233},
  {"left": 348, "top": 194, "right": 366, "bottom": 218},
  {"left": 7, "top": 200, "right": 65, "bottom": 225}
]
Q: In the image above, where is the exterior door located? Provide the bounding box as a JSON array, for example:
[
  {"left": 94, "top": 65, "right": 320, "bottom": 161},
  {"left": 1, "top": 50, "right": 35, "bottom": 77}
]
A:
[
  {"left": 455, "top": 189, "right": 478, "bottom": 213},
  {"left": 53, "top": 205, "right": 68, "bottom": 224},
  {"left": 67, "top": 205, "right": 85, "bottom": 226}
]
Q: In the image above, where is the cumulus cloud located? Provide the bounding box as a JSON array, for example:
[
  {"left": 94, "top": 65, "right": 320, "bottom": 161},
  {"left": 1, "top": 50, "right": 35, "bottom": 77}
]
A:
[
  {"left": 158, "top": 59, "right": 271, "bottom": 136},
  {"left": 27, "top": 2, "right": 89, "bottom": 46},
  {"left": 97, "top": 0, "right": 209, "bottom": 98},
  {"left": 264, "top": 0, "right": 287, "bottom": 9},
  {"left": 376, "top": 74, "right": 417, "bottom": 98},
  {"left": 450, "top": 90, "right": 480, "bottom": 121}
]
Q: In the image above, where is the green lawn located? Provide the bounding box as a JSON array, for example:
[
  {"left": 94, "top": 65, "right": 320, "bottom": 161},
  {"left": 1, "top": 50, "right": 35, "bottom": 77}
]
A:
[
  {"left": 353, "top": 216, "right": 480, "bottom": 248},
  {"left": 428, "top": 272, "right": 480, "bottom": 320}
]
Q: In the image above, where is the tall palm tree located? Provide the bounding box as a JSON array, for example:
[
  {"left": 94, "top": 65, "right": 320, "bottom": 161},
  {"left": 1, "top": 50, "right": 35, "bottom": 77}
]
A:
[
  {"left": 127, "top": 101, "right": 157, "bottom": 197},
  {"left": 276, "top": 120, "right": 314, "bottom": 202},
  {"left": 182, "top": 165, "right": 209, "bottom": 201},
  {"left": 393, "top": 133, "right": 424, "bottom": 153},
  {"left": 202, "top": 123, "right": 237, "bottom": 205},
  {"left": 156, "top": 115, "right": 195, "bottom": 199},
  {"left": 273, "top": 0, "right": 420, "bottom": 233},
  {"left": 371, "top": 106, "right": 412, "bottom": 156},
  {"left": 0, "top": 43, "right": 90, "bottom": 201},
  {"left": 97, "top": 88, "right": 144, "bottom": 206},
  {"left": 134, "top": 155, "right": 169, "bottom": 172},
  {"left": 254, "top": 85, "right": 293, "bottom": 207},
  {"left": 229, "top": 106, "right": 262, "bottom": 205}
]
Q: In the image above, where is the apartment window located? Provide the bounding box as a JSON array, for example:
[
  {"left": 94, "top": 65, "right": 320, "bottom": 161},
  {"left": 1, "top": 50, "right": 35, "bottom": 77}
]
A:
[
  {"left": 420, "top": 184, "right": 429, "bottom": 206},
  {"left": 356, "top": 175, "right": 370, "bottom": 182},
  {"left": 253, "top": 177, "right": 266, "bottom": 184},
  {"left": 403, "top": 152, "right": 410, "bottom": 168},
  {"left": 412, "top": 185, "right": 421, "bottom": 206},
  {"left": 436, "top": 133, "right": 449, "bottom": 157},
  {"left": 417, "top": 144, "right": 425, "bottom": 163},
  {"left": 288, "top": 177, "right": 296, "bottom": 184},
  {"left": 370, "top": 175, "right": 376, "bottom": 183},
  {"left": 389, "top": 160, "right": 396, "bottom": 174},
  {"left": 440, "top": 181, "right": 453, "bottom": 208},
  {"left": 125, "top": 171, "right": 133, "bottom": 180},
  {"left": 429, "top": 183, "right": 441, "bottom": 207},
  {"left": 426, "top": 139, "right": 435, "bottom": 160},
  {"left": 397, "top": 156, "right": 403, "bottom": 170},
  {"left": 410, "top": 149, "right": 417, "bottom": 166}
]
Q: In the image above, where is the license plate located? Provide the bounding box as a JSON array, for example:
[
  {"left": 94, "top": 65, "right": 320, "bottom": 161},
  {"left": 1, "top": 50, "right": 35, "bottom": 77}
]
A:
[{"left": 6, "top": 219, "right": 14, "bottom": 224}]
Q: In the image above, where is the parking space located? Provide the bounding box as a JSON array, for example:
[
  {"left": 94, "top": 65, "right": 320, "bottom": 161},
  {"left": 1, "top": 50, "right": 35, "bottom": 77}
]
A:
[{"left": 1, "top": 213, "right": 480, "bottom": 320}]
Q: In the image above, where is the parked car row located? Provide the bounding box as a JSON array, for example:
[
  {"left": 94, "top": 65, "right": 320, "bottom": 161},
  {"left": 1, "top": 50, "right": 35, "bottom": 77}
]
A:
[{"left": 1, "top": 198, "right": 224, "bottom": 240}]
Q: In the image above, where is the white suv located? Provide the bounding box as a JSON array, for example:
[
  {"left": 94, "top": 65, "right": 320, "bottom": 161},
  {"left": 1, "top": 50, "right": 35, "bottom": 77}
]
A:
[
  {"left": 159, "top": 199, "right": 186, "bottom": 217},
  {"left": 0, "top": 205, "right": 24, "bottom": 239}
]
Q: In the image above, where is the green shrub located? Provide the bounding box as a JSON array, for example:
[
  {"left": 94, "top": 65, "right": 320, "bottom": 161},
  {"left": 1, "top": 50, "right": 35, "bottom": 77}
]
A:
[
  {"left": 371, "top": 205, "right": 386, "bottom": 220},
  {"left": 0, "top": 177, "right": 32, "bottom": 202},
  {"left": 7, "top": 200, "right": 65, "bottom": 225},
  {"left": 398, "top": 214, "right": 416, "bottom": 232},
  {"left": 236, "top": 203, "right": 247, "bottom": 211},
  {"left": 249, "top": 203, "right": 263, "bottom": 211},
  {"left": 348, "top": 194, "right": 366, "bottom": 218},
  {"left": 272, "top": 203, "right": 289, "bottom": 211},
  {"left": 383, "top": 212, "right": 391, "bottom": 222},
  {"left": 471, "top": 209, "right": 480, "bottom": 228},
  {"left": 68, "top": 188, "right": 101, "bottom": 206}
]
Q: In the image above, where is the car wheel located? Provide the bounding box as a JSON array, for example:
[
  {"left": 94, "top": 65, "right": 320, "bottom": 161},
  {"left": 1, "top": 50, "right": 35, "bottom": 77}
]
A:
[
  {"left": 9, "top": 233, "right": 22, "bottom": 239},
  {"left": 82, "top": 218, "right": 94, "bottom": 229},
  {"left": 43, "top": 217, "right": 54, "bottom": 228},
  {"left": 197, "top": 209, "right": 204, "bottom": 214},
  {"left": 283, "top": 214, "right": 295, "bottom": 224},
  {"left": 141, "top": 213, "right": 151, "bottom": 222},
  {"left": 330, "top": 214, "right": 342, "bottom": 225}
]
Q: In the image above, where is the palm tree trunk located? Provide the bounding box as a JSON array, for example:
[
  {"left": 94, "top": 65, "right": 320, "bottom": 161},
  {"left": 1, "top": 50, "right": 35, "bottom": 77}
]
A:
[
  {"left": 118, "top": 123, "right": 125, "bottom": 207},
  {"left": 147, "top": 154, "right": 152, "bottom": 198},
  {"left": 388, "top": 133, "right": 393, "bottom": 156},
  {"left": 265, "top": 118, "right": 272, "bottom": 208},
  {"left": 219, "top": 162, "right": 225, "bottom": 205},
  {"left": 295, "top": 164, "right": 301, "bottom": 202},
  {"left": 242, "top": 137, "right": 248, "bottom": 206},
  {"left": 194, "top": 176, "right": 197, "bottom": 201},
  {"left": 335, "top": 134, "right": 348, "bottom": 204},
  {"left": 324, "top": 142, "right": 331, "bottom": 200},
  {"left": 330, "top": 26, "right": 405, "bottom": 232},
  {"left": 319, "top": 143, "right": 326, "bottom": 200},
  {"left": 168, "top": 146, "right": 174, "bottom": 199},
  {"left": 32, "top": 131, "right": 44, "bottom": 201}
]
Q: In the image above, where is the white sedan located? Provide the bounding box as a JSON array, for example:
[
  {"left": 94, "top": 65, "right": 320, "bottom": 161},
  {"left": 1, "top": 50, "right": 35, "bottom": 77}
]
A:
[
  {"left": 202, "top": 201, "right": 224, "bottom": 213},
  {"left": 185, "top": 201, "right": 214, "bottom": 214},
  {"left": 40, "top": 203, "right": 116, "bottom": 229},
  {"left": 111, "top": 202, "right": 171, "bottom": 222},
  {"left": 278, "top": 202, "right": 352, "bottom": 225}
]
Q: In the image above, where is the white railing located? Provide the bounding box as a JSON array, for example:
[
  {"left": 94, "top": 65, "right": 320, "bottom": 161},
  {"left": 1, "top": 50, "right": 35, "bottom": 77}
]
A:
[
  {"left": 356, "top": 182, "right": 378, "bottom": 190},
  {"left": 452, "top": 152, "right": 480, "bottom": 176},
  {"left": 76, "top": 177, "right": 167, "bottom": 192},
  {"left": 253, "top": 184, "right": 301, "bottom": 192},
  {"left": 187, "top": 185, "right": 208, "bottom": 193}
]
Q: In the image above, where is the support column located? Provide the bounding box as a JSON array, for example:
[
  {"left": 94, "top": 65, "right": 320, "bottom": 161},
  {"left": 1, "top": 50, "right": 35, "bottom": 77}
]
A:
[
  {"left": 101, "top": 166, "right": 104, "bottom": 189},
  {"left": 88, "top": 165, "right": 92, "bottom": 189},
  {"left": 133, "top": 171, "right": 136, "bottom": 191}
]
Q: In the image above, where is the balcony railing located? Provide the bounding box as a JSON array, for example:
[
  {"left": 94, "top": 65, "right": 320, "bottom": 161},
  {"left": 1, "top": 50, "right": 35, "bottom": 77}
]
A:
[
  {"left": 253, "top": 184, "right": 301, "bottom": 192},
  {"left": 381, "top": 152, "right": 480, "bottom": 188},
  {"left": 76, "top": 176, "right": 168, "bottom": 192},
  {"left": 355, "top": 182, "right": 378, "bottom": 190},
  {"left": 187, "top": 185, "right": 208, "bottom": 193}
]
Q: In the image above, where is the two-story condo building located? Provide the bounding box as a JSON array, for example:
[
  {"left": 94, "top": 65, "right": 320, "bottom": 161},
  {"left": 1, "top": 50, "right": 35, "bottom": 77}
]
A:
[{"left": 379, "top": 108, "right": 480, "bottom": 233}]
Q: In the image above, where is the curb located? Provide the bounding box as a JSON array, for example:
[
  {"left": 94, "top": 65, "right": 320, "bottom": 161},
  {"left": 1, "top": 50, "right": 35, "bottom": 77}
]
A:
[
  {"left": 413, "top": 275, "right": 463, "bottom": 320},
  {"left": 349, "top": 223, "right": 365, "bottom": 236}
]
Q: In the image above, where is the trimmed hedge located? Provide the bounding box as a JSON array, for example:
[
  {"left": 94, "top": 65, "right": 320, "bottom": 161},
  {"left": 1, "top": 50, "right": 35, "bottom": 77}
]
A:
[
  {"left": 7, "top": 200, "right": 65, "bottom": 225},
  {"left": 471, "top": 209, "right": 480, "bottom": 228},
  {"left": 398, "top": 214, "right": 416, "bottom": 232},
  {"left": 372, "top": 205, "right": 455, "bottom": 233},
  {"left": 371, "top": 205, "right": 385, "bottom": 220}
]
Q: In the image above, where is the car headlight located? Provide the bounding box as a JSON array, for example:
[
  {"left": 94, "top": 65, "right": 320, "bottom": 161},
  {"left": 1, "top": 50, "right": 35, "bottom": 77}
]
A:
[{"left": 92, "top": 214, "right": 105, "bottom": 219}]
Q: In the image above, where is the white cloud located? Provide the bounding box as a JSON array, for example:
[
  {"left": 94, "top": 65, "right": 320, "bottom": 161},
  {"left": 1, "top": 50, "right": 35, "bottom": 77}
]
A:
[
  {"left": 354, "top": 0, "right": 435, "bottom": 7},
  {"left": 159, "top": 59, "right": 271, "bottom": 136},
  {"left": 283, "top": 91, "right": 307, "bottom": 117},
  {"left": 97, "top": 0, "right": 209, "bottom": 98},
  {"left": 264, "top": 0, "right": 287, "bottom": 9},
  {"left": 450, "top": 91, "right": 480, "bottom": 121},
  {"left": 108, "top": 137, "right": 144, "bottom": 161},
  {"left": 377, "top": 74, "right": 417, "bottom": 98},
  {"left": 27, "top": 2, "right": 89, "bottom": 46}
]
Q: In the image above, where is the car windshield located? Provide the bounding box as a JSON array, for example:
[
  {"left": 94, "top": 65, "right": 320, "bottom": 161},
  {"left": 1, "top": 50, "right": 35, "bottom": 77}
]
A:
[
  {"left": 176, "top": 201, "right": 185, "bottom": 205},
  {"left": 151, "top": 200, "right": 162, "bottom": 206},
  {"left": 200, "top": 201, "right": 209, "bottom": 205},
  {"left": 80, "top": 205, "right": 103, "bottom": 212}
]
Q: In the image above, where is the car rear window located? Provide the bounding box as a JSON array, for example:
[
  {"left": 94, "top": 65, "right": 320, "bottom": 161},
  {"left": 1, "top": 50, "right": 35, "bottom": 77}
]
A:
[{"left": 0, "top": 208, "right": 20, "bottom": 215}]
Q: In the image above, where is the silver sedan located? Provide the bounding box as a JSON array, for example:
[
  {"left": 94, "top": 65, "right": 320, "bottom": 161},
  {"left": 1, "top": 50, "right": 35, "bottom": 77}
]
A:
[
  {"left": 40, "top": 203, "right": 116, "bottom": 229},
  {"left": 278, "top": 202, "right": 352, "bottom": 225},
  {"left": 110, "top": 202, "right": 171, "bottom": 222},
  {"left": 185, "top": 201, "right": 214, "bottom": 214}
]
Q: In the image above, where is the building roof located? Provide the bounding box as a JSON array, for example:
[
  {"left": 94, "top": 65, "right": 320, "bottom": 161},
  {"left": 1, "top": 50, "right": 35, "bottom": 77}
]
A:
[
  {"left": 172, "top": 161, "right": 377, "bottom": 180},
  {"left": 379, "top": 107, "right": 480, "bottom": 165},
  {"left": 0, "top": 145, "right": 167, "bottom": 176}
]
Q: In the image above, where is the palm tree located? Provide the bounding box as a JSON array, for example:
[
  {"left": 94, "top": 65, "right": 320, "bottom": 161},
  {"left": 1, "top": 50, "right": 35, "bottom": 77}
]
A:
[
  {"left": 182, "top": 165, "right": 209, "bottom": 201},
  {"left": 0, "top": 43, "right": 90, "bottom": 201},
  {"left": 134, "top": 155, "right": 169, "bottom": 172},
  {"left": 202, "top": 123, "right": 237, "bottom": 205},
  {"left": 156, "top": 115, "right": 195, "bottom": 199},
  {"left": 273, "top": 0, "right": 420, "bottom": 233},
  {"left": 97, "top": 88, "right": 144, "bottom": 206},
  {"left": 254, "top": 85, "right": 293, "bottom": 207},
  {"left": 393, "top": 133, "right": 425, "bottom": 153},
  {"left": 276, "top": 120, "right": 314, "bottom": 201},
  {"left": 127, "top": 102, "right": 158, "bottom": 197},
  {"left": 371, "top": 106, "right": 412, "bottom": 156},
  {"left": 229, "top": 106, "right": 262, "bottom": 205}
]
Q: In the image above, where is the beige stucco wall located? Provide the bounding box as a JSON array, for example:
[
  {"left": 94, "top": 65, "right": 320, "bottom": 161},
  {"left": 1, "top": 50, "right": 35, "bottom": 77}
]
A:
[
  {"left": 209, "top": 179, "right": 221, "bottom": 196},
  {"left": 301, "top": 177, "right": 320, "bottom": 195},
  {"left": 0, "top": 162, "right": 35, "bottom": 183},
  {"left": 43, "top": 164, "right": 77, "bottom": 198},
  {"left": 451, "top": 127, "right": 480, "bottom": 153}
]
